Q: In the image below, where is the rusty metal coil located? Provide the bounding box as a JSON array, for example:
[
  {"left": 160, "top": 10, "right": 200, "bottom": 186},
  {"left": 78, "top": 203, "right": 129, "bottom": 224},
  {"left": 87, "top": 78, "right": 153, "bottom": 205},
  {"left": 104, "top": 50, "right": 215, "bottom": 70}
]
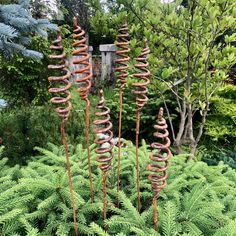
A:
[
  {"left": 115, "top": 17, "right": 131, "bottom": 200},
  {"left": 72, "top": 16, "right": 92, "bottom": 101},
  {"left": 94, "top": 90, "right": 114, "bottom": 173},
  {"left": 115, "top": 18, "right": 130, "bottom": 88},
  {"left": 147, "top": 107, "right": 172, "bottom": 198},
  {"left": 48, "top": 31, "right": 72, "bottom": 121},
  {"left": 94, "top": 90, "right": 113, "bottom": 224},
  {"left": 48, "top": 31, "right": 78, "bottom": 236},
  {"left": 133, "top": 39, "right": 151, "bottom": 111},
  {"left": 133, "top": 39, "right": 151, "bottom": 212},
  {"left": 72, "top": 16, "right": 94, "bottom": 202}
]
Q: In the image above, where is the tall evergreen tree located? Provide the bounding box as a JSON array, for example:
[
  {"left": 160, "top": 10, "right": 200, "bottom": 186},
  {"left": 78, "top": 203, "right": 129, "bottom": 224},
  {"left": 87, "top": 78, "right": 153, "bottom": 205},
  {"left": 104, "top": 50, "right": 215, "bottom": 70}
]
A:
[{"left": 0, "top": 0, "right": 57, "bottom": 58}]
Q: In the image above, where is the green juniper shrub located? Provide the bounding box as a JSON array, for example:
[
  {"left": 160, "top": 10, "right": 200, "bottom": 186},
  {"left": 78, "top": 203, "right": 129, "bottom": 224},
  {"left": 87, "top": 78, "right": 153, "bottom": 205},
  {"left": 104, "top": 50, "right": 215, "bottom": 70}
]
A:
[{"left": 0, "top": 141, "right": 236, "bottom": 235}]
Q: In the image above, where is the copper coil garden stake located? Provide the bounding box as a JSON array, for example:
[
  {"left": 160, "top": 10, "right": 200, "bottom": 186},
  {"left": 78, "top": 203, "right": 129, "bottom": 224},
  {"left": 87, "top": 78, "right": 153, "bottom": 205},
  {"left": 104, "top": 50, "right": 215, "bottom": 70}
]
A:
[
  {"left": 48, "top": 31, "right": 78, "bottom": 236},
  {"left": 147, "top": 107, "right": 172, "bottom": 231},
  {"left": 94, "top": 90, "right": 113, "bottom": 225},
  {"left": 115, "top": 17, "right": 130, "bottom": 195},
  {"left": 132, "top": 39, "right": 150, "bottom": 212},
  {"left": 72, "top": 17, "right": 94, "bottom": 202}
]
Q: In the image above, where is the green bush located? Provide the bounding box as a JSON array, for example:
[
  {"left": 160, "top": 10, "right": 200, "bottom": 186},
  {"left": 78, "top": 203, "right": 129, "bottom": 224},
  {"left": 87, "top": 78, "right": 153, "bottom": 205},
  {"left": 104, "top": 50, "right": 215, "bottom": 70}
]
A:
[
  {"left": 203, "top": 84, "right": 236, "bottom": 150},
  {"left": 0, "top": 85, "right": 99, "bottom": 165},
  {"left": 201, "top": 150, "right": 236, "bottom": 169},
  {"left": 0, "top": 106, "right": 71, "bottom": 165},
  {"left": 0, "top": 141, "right": 236, "bottom": 235},
  {"left": 0, "top": 36, "right": 51, "bottom": 107}
]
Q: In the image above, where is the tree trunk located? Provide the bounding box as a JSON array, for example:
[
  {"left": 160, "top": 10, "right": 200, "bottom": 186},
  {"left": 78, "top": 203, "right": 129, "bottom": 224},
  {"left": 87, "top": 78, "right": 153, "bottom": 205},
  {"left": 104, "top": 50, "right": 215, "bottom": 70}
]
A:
[
  {"left": 189, "top": 144, "right": 197, "bottom": 161},
  {"left": 174, "top": 109, "right": 186, "bottom": 154}
]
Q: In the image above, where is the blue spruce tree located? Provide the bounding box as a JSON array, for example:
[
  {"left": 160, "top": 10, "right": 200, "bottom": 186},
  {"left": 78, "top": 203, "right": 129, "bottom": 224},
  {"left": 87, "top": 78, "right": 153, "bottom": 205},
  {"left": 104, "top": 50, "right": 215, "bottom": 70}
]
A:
[{"left": 0, "top": 0, "right": 57, "bottom": 58}]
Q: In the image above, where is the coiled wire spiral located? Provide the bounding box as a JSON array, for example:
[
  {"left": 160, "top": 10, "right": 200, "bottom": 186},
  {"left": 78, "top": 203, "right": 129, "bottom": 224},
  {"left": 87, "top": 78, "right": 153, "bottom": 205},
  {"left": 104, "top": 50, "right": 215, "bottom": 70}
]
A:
[
  {"left": 94, "top": 90, "right": 113, "bottom": 172},
  {"left": 132, "top": 39, "right": 150, "bottom": 212},
  {"left": 94, "top": 90, "right": 113, "bottom": 224},
  {"left": 72, "top": 16, "right": 94, "bottom": 202},
  {"left": 72, "top": 16, "right": 92, "bottom": 100},
  {"left": 132, "top": 39, "right": 151, "bottom": 111},
  {"left": 115, "top": 17, "right": 130, "bottom": 88},
  {"left": 147, "top": 107, "right": 172, "bottom": 231},
  {"left": 48, "top": 31, "right": 72, "bottom": 120},
  {"left": 48, "top": 31, "right": 78, "bottom": 236},
  {"left": 115, "top": 17, "right": 130, "bottom": 197}
]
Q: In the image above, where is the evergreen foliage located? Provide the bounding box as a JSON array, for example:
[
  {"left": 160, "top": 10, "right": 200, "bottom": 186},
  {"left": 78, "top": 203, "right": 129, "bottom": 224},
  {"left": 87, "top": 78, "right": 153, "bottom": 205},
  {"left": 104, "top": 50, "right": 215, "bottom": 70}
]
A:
[
  {"left": 204, "top": 84, "right": 236, "bottom": 145},
  {"left": 0, "top": 0, "right": 57, "bottom": 58},
  {"left": 0, "top": 141, "right": 236, "bottom": 235},
  {"left": 0, "top": 35, "right": 52, "bottom": 106},
  {"left": 0, "top": 24, "right": 73, "bottom": 108},
  {"left": 201, "top": 150, "right": 236, "bottom": 170}
]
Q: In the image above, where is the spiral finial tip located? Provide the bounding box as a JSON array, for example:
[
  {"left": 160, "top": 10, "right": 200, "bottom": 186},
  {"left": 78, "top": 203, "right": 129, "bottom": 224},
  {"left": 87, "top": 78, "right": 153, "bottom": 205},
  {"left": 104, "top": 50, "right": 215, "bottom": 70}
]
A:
[
  {"left": 73, "top": 16, "right": 78, "bottom": 28},
  {"left": 124, "top": 15, "right": 128, "bottom": 24},
  {"left": 99, "top": 89, "right": 104, "bottom": 98},
  {"left": 144, "top": 39, "right": 148, "bottom": 48},
  {"left": 158, "top": 107, "right": 164, "bottom": 120},
  {"left": 57, "top": 30, "right": 61, "bottom": 38}
]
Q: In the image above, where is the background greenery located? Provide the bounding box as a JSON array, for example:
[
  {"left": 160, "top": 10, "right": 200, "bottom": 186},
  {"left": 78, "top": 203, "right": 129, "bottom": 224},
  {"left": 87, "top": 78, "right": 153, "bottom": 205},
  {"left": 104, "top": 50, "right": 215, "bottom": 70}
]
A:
[
  {"left": 0, "top": 87, "right": 96, "bottom": 166},
  {"left": 0, "top": 0, "right": 236, "bottom": 235},
  {"left": 1, "top": 0, "right": 235, "bottom": 159}
]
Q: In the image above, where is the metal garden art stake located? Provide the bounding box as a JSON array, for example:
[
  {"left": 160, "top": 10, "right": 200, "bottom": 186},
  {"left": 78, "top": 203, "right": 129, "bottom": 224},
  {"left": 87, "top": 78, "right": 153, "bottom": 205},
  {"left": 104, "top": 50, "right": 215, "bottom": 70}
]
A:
[
  {"left": 132, "top": 39, "right": 150, "bottom": 212},
  {"left": 115, "top": 18, "right": 130, "bottom": 195},
  {"left": 94, "top": 90, "right": 114, "bottom": 225},
  {"left": 48, "top": 31, "right": 78, "bottom": 236},
  {"left": 147, "top": 108, "right": 172, "bottom": 231},
  {"left": 72, "top": 17, "right": 94, "bottom": 202}
]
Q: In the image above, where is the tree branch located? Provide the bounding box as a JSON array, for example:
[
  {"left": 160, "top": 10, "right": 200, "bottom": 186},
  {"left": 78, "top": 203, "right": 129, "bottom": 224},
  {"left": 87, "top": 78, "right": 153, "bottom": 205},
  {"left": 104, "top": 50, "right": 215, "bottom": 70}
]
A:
[
  {"left": 160, "top": 93, "right": 176, "bottom": 141},
  {"left": 153, "top": 75, "right": 183, "bottom": 101}
]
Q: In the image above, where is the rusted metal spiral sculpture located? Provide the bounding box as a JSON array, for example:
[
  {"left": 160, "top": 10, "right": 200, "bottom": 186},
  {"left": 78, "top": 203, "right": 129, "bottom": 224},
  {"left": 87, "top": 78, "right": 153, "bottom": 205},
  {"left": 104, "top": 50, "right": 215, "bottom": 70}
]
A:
[
  {"left": 147, "top": 107, "right": 172, "bottom": 231},
  {"left": 94, "top": 90, "right": 113, "bottom": 224},
  {"left": 72, "top": 17, "right": 92, "bottom": 100},
  {"left": 48, "top": 32, "right": 72, "bottom": 120},
  {"left": 115, "top": 17, "right": 130, "bottom": 87},
  {"left": 132, "top": 39, "right": 150, "bottom": 112},
  {"left": 72, "top": 17, "right": 94, "bottom": 202},
  {"left": 132, "top": 39, "right": 150, "bottom": 212},
  {"left": 48, "top": 31, "right": 78, "bottom": 236},
  {"left": 115, "top": 17, "right": 130, "bottom": 196}
]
